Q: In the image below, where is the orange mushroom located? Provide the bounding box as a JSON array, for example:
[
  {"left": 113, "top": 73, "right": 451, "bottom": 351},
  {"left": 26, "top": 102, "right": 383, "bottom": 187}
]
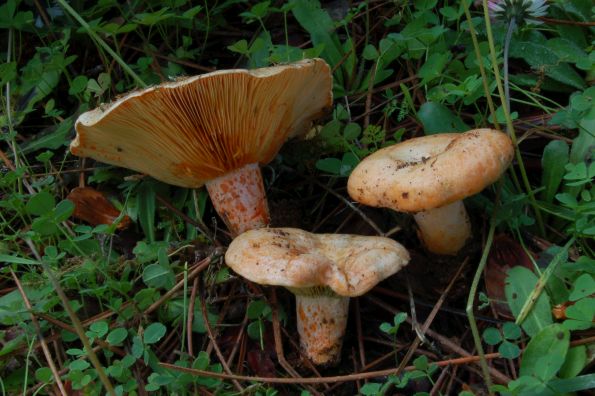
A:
[
  {"left": 348, "top": 129, "right": 513, "bottom": 255},
  {"left": 225, "top": 227, "right": 410, "bottom": 365},
  {"left": 71, "top": 59, "right": 332, "bottom": 235}
]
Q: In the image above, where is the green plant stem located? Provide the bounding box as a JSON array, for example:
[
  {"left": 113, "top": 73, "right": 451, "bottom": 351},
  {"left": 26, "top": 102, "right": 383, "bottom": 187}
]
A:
[
  {"left": 23, "top": 338, "right": 35, "bottom": 396},
  {"left": 481, "top": 0, "right": 545, "bottom": 237},
  {"left": 503, "top": 18, "right": 516, "bottom": 116},
  {"left": 461, "top": 0, "right": 499, "bottom": 129},
  {"left": 55, "top": 0, "right": 147, "bottom": 88},
  {"left": 515, "top": 237, "right": 575, "bottom": 325},
  {"left": 4, "top": 28, "right": 18, "bottom": 167},
  {"left": 466, "top": 207, "right": 498, "bottom": 395},
  {"left": 460, "top": 1, "right": 524, "bottom": 195},
  {"left": 182, "top": 261, "right": 188, "bottom": 354},
  {"left": 23, "top": 238, "right": 116, "bottom": 396},
  {"left": 3, "top": 27, "right": 31, "bottom": 197}
]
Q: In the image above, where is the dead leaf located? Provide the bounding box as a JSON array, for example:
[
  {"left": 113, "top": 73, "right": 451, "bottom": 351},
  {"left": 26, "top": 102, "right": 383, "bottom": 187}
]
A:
[
  {"left": 485, "top": 234, "right": 535, "bottom": 318},
  {"left": 67, "top": 187, "right": 130, "bottom": 230}
]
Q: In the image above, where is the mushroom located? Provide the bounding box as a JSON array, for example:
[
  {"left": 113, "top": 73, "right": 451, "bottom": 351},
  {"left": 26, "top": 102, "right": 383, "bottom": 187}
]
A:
[
  {"left": 225, "top": 227, "right": 410, "bottom": 365},
  {"left": 347, "top": 129, "right": 514, "bottom": 255},
  {"left": 71, "top": 59, "right": 332, "bottom": 235}
]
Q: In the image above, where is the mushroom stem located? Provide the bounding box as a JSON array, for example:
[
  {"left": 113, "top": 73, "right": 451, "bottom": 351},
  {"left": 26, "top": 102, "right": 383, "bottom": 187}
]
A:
[
  {"left": 205, "top": 163, "right": 270, "bottom": 236},
  {"left": 294, "top": 293, "right": 349, "bottom": 366},
  {"left": 413, "top": 200, "right": 471, "bottom": 255}
]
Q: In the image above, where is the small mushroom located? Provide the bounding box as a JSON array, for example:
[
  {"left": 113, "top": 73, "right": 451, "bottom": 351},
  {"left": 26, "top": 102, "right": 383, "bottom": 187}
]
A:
[
  {"left": 225, "top": 227, "right": 410, "bottom": 365},
  {"left": 71, "top": 59, "right": 332, "bottom": 235},
  {"left": 347, "top": 129, "right": 514, "bottom": 255}
]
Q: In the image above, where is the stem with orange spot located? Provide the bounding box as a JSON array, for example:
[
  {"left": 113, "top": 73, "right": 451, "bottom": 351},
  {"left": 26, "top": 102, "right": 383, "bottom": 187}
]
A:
[
  {"left": 292, "top": 291, "right": 350, "bottom": 366},
  {"left": 205, "top": 163, "right": 270, "bottom": 236}
]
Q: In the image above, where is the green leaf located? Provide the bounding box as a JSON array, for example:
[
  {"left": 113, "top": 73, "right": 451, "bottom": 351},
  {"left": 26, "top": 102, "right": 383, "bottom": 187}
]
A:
[
  {"left": 546, "top": 38, "right": 588, "bottom": 64},
  {"left": 69, "top": 359, "right": 90, "bottom": 371},
  {"left": 505, "top": 266, "right": 553, "bottom": 337},
  {"left": 0, "top": 62, "right": 17, "bottom": 86},
  {"left": 519, "top": 324, "right": 569, "bottom": 382},
  {"left": 32, "top": 217, "right": 58, "bottom": 236},
  {"left": 69, "top": 76, "right": 88, "bottom": 95},
  {"left": 26, "top": 191, "right": 55, "bottom": 216},
  {"left": 418, "top": 52, "right": 450, "bottom": 84},
  {"left": 134, "top": 8, "right": 174, "bottom": 25},
  {"left": 360, "top": 383, "right": 382, "bottom": 395},
  {"left": 53, "top": 200, "right": 75, "bottom": 222},
  {"left": 142, "top": 264, "right": 175, "bottom": 290},
  {"left": 540, "top": 140, "right": 569, "bottom": 204},
  {"left": 563, "top": 297, "right": 595, "bottom": 330},
  {"left": 131, "top": 336, "right": 144, "bottom": 358},
  {"left": 362, "top": 44, "right": 379, "bottom": 60},
  {"left": 136, "top": 181, "right": 157, "bottom": 243},
  {"left": 379, "top": 322, "right": 394, "bottom": 334},
  {"left": 559, "top": 345, "right": 587, "bottom": 379},
  {"left": 66, "top": 348, "right": 84, "bottom": 356},
  {"left": 290, "top": 0, "right": 344, "bottom": 81},
  {"left": 413, "top": 355, "right": 428, "bottom": 371},
  {"left": 343, "top": 123, "right": 361, "bottom": 141},
  {"left": 556, "top": 192, "right": 578, "bottom": 207},
  {"left": 35, "top": 367, "right": 53, "bottom": 382},
  {"left": 107, "top": 328, "right": 128, "bottom": 345},
  {"left": 181, "top": 5, "right": 203, "bottom": 19},
  {"left": 502, "top": 322, "right": 522, "bottom": 340},
  {"left": 316, "top": 158, "right": 342, "bottom": 175},
  {"left": 498, "top": 341, "right": 521, "bottom": 359},
  {"left": 144, "top": 323, "right": 167, "bottom": 344},
  {"left": 418, "top": 102, "right": 469, "bottom": 134},
  {"left": 509, "top": 37, "right": 586, "bottom": 89},
  {"left": 482, "top": 327, "right": 502, "bottom": 345},
  {"left": 393, "top": 312, "right": 407, "bottom": 325},
  {"left": 90, "top": 321, "right": 109, "bottom": 338},
  {"left": 569, "top": 274, "right": 595, "bottom": 301},
  {"left": 247, "top": 320, "right": 264, "bottom": 341},
  {"left": 440, "top": 6, "right": 462, "bottom": 21},
  {"left": 550, "top": 374, "right": 595, "bottom": 393},
  {"left": 193, "top": 351, "right": 210, "bottom": 370},
  {"left": 488, "top": 106, "right": 518, "bottom": 124},
  {"left": 249, "top": 1, "right": 270, "bottom": 19},
  {"left": 415, "top": 0, "right": 438, "bottom": 10},
  {"left": 0, "top": 254, "right": 39, "bottom": 265},
  {"left": 247, "top": 300, "right": 268, "bottom": 320},
  {"left": 227, "top": 40, "right": 249, "bottom": 55},
  {"left": 21, "top": 117, "right": 74, "bottom": 154},
  {"left": 339, "top": 152, "right": 359, "bottom": 176}
]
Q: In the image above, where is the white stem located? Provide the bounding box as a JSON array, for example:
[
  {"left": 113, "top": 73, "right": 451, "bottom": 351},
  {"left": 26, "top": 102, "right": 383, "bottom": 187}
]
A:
[
  {"left": 413, "top": 200, "right": 471, "bottom": 255},
  {"left": 295, "top": 294, "right": 350, "bottom": 366}
]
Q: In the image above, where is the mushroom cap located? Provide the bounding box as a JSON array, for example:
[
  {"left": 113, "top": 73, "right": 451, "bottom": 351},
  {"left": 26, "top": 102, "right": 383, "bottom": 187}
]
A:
[
  {"left": 71, "top": 59, "right": 332, "bottom": 188},
  {"left": 347, "top": 129, "right": 514, "bottom": 213},
  {"left": 225, "top": 228, "right": 410, "bottom": 297}
]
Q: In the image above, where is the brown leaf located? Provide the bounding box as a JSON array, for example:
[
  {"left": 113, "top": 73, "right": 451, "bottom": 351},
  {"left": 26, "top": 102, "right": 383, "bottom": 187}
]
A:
[
  {"left": 485, "top": 234, "right": 535, "bottom": 318},
  {"left": 247, "top": 349, "right": 277, "bottom": 377},
  {"left": 67, "top": 187, "right": 131, "bottom": 230},
  {"left": 247, "top": 324, "right": 277, "bottom": 377}
]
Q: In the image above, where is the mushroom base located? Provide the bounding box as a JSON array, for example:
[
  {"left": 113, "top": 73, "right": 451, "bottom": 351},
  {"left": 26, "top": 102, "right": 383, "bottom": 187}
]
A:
[
  {"left": 206, "top": 163, "right": 270, "bottom": 236},
  {"left": 413, "top": 200, "right": 471, "bottom": 255},
  {"left": 295, "top": 294, "right": 349, "bottom": 366}
]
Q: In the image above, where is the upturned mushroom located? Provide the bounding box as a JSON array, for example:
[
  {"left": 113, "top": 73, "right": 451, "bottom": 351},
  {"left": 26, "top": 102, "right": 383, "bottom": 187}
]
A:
[
  {"left": 347, "top": 129, "right": 514, "bottom": 255},
  {"left": 71, "top": 59, "right": 332, "bottom": 235},
  {"left": 225, "top": 227, "right": 410, "bottom": 365}
]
